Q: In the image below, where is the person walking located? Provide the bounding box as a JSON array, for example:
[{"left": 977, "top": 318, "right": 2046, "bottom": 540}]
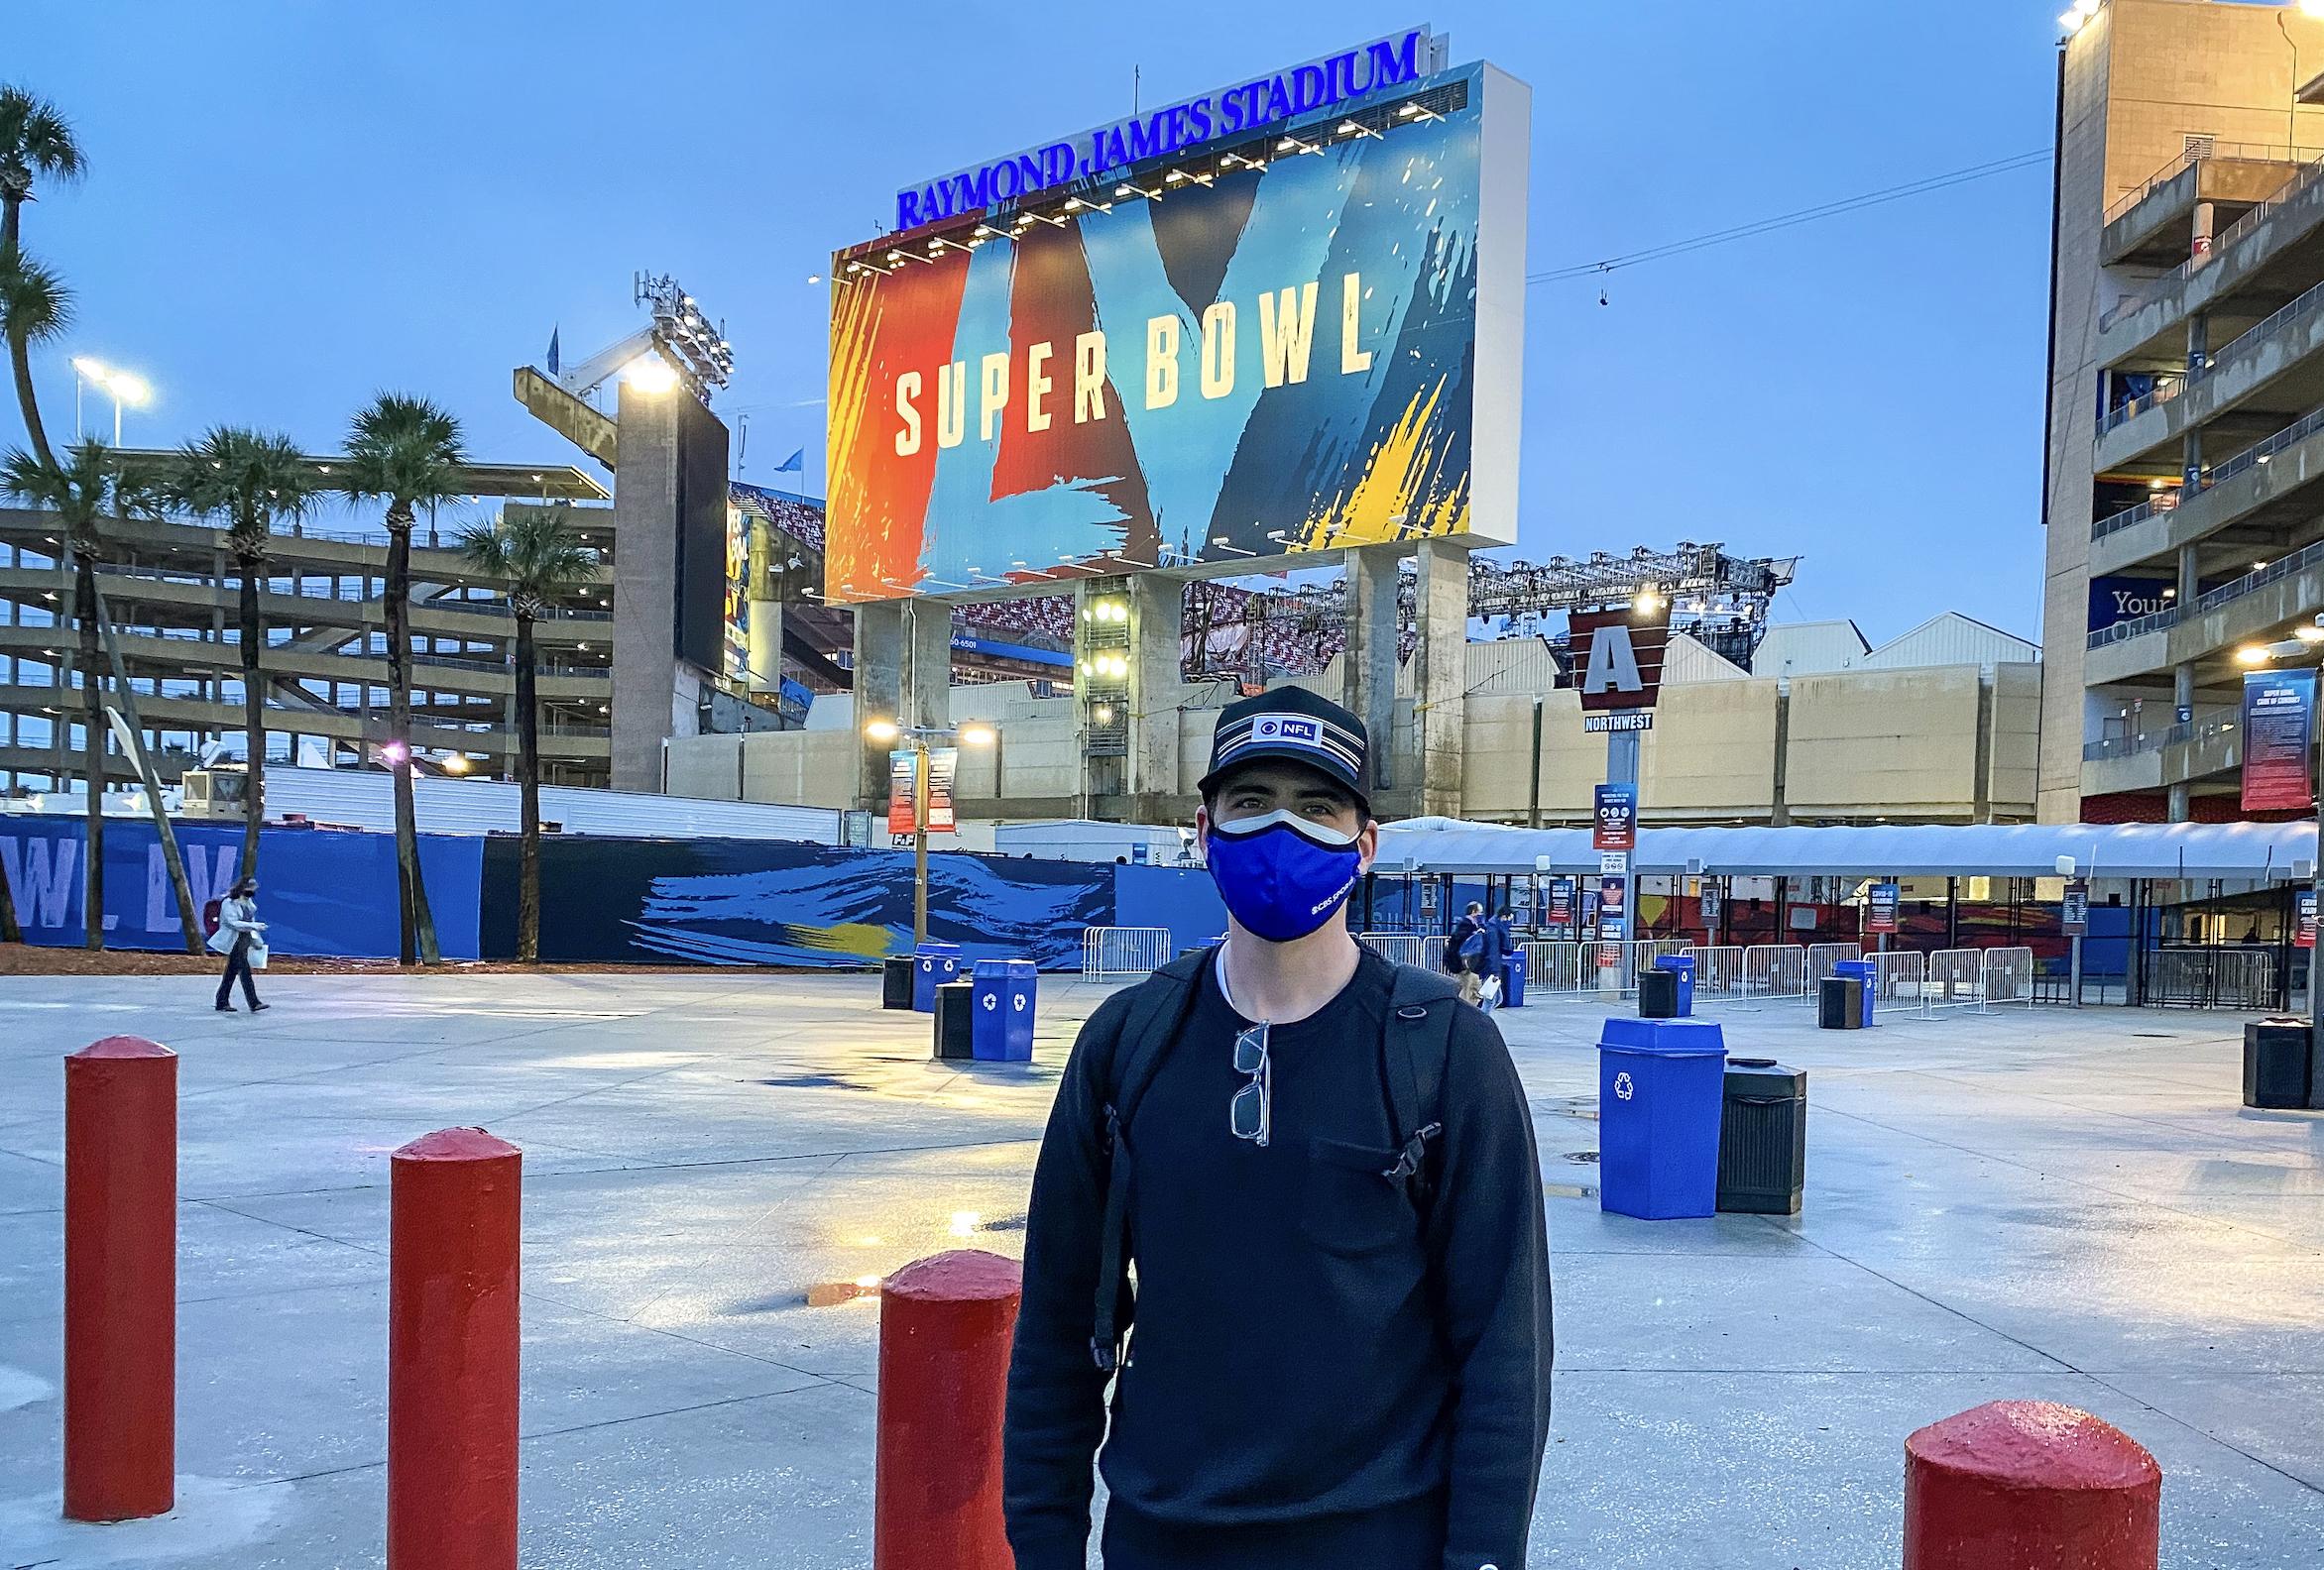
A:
[
  {"left": 1005, "top": 687, "right": 1554, "bottom": 1570},
  {"left": 1474, "top": 906, "right": 1514, "bottom": 1011},
  {"left": 1447, "top": 899, "right": 1485, "bottom": 1004},
  {"left": 209, "top": 875, "right": 270, "bottom": 1013}
]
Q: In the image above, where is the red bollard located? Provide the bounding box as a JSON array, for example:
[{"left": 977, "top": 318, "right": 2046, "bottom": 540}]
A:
[
  {"left": 388, "top": 1128, "right": 522, "bottom": 1570},
  {"left": 1905, "top": 1401, "right": 2160, "bottom": 1569},
  {"left": 63, "top": 1036, "right": 177, "bottom": 1522},
  {"left": 873, "top": 1249, "right": 1023, "bottom": 1570}
]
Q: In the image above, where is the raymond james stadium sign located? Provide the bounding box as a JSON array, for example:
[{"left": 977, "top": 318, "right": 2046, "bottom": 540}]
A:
[{"left": 891, "top": 26, "right": 1449, "bottom": 231}]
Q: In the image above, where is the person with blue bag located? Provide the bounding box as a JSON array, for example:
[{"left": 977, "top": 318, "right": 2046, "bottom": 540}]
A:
[{"left": 1004, "top": 687, "right": 1554, "bottom": 1570}]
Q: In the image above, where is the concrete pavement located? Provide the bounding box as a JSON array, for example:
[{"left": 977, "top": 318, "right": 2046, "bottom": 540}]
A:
[{"left": 1, "top": 971, "right": 2321, "bottom": 1566}]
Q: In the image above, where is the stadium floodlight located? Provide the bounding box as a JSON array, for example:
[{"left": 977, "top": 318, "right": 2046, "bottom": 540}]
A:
[
  {"left": 1115, "top": 181, "right": 1161, "bottom": 201},
  {"left": 624, "top": 355, "right": 679, "bottom": 393},
  {"left": 1277, "top": 135, "right": 1321, "bottom": 156},
  {"left": 1337, "top": 119, "right": 1383, "bottom": 140},
  {"left": 634, "top": 271, "right": 734, "bottom": 393}
]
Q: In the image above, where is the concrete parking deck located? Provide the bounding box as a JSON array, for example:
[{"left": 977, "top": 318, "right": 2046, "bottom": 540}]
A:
[{"left": 1, "top": 973, "right": 2321, "bottom": 1567}]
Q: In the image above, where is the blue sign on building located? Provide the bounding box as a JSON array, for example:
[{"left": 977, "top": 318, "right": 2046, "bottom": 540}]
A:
[
  {"left": 2087, "top": 574, "right": 2173, "bottom": 631},
  {"left": 892, "top": 27, "right": 1447, "bottom": 230}
]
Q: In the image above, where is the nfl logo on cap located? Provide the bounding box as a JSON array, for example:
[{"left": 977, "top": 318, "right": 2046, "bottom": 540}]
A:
[{"left": 1252, "top": 716, "right": 1321, "bottom": 747}]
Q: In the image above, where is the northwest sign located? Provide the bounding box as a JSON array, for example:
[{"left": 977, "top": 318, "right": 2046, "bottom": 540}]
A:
[{"left": 1570, "top": 605, "right": 1672, "bottom": 715}]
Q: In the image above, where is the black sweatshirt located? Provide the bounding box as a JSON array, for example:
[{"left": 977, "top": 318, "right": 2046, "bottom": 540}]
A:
[{"left": 1004, "top": 950, "right": 1554, "bottom": 1570}]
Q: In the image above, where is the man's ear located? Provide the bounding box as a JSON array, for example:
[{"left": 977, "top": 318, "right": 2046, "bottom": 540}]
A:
[
  {"left": 1355, "top": 818, "right": 1379, "bottom": 877},
  {"left": 1194, "top": 804, "right": 1212, "bottom": 863}
]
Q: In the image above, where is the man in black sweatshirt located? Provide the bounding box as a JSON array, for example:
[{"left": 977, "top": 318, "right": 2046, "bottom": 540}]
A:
[{"left": 1005, "top": 687, "right": 1554, "bottom": 1570}]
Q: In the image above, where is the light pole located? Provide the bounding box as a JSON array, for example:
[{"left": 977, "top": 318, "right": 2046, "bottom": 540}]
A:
[
  {"left": 68, "top": 358, "right": 150, "bottom": 445},
  {"left": 865, "top": 718, "right": 995, "bottom": 948}
]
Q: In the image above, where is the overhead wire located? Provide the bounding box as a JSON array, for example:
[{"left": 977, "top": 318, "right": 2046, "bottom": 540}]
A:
[{"left": 1529, "top": 148, "right": 2054, "bottom": 284}]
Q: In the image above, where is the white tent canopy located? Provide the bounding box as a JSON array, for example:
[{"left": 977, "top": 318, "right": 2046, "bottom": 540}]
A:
[{"left": 1374, "top": 818, "right": 2320, "bottom": 882}]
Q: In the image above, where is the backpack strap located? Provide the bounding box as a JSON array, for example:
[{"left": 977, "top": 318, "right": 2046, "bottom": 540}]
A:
[
  {"left": 1382, "top": 963, "right": 1461, "bottom": 1219},
  {"left": 1089, "top": 946, "right": 1216, "bottom": 1372}
]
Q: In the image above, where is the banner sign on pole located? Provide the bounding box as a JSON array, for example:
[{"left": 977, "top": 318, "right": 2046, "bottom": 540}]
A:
[
  {"left": 1867, "top": 880, "right": 1901, "bottom": 935},
  {"left": 886, "top": 746, "right": 961, "bottom": 835},
  {"left": 886, "top": 749, "right": 918, "bottom": 836},
  {"left": 1699, "top": 877, "right": 1722, "bottom": 935},
  {"left": 2061, "top": 878, "right": 2090, "bottom": 936},
  {"left": 2241, "top": 667, "right": 2317, "bottom": 813},
  {"left": 2300, "top": 889, "right": 2317, "bottom": 951},
  {"left": 1596, "top": 875, "right": 1626, "bottom": 944},
  {"left": 1593, "top": 782, "right": 1637, "bottom": 852}
]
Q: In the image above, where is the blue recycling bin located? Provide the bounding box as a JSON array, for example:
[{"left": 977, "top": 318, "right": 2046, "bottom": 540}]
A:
[
  {"left": 1500, "top": 945, "right": 1528, "bottom": 1008},
  {"left": 971, "top": 958, "right": 1037, "bottom": 1062},
  {"left": 1833, "top": 958, "right": 1877, "bottom": 1028},
  {"left": 912, "top": 943, "right": 964, "bottom": 1013},
  {"left": 1653, "top": 954, "right": 1695, "bottom": 1017},
  {"left": 1597, "top": 1016, "right": 1728, "bottom": 1219}
]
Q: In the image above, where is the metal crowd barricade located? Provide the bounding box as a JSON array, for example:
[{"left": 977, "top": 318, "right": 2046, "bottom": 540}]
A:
[
  {"left": 1742, "top": 944, "right": 1808, "bottom": 1000},
  {"left": 1870, "top": 950, "right": 1926, "bottom": 1015},
  {"left": 1524, "top": 941, "right": 1585, "bottom": 993},
  {"left": 1357, "top": 933, "right": 1438, "bottom": 971},
  {"left": 1630, "top": 940, "right": 1692, "bottom": 991},
  {"left": 1981, "top": 947, "right": 2035, "bottom": 1009},
  {"left": 1690, "top": 945, "right": 1747, "bottom": 1000},
  {"left": 1081, "top": 926, "right": 1174, "bottom": 981},
  {"left": 1925, "top": 949, "right": 1987, "bottom": 1012},
  {"left": 2146, "top": 948, "right": 2280, "bottom": 1009},
  {"left": 1805, "top": 943, "right": 1861, "bottom": 988}
]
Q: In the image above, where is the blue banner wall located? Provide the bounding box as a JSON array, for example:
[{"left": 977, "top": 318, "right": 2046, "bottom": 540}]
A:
[
  {"left": 511, "top": 836, "right": 1112, "bottom": 968},
  {"left": 0, "top": 819, "right": 482, "bottom": 958},
  {"left": 1112, "top": 862, "right": 1228, "bottom": 954}
]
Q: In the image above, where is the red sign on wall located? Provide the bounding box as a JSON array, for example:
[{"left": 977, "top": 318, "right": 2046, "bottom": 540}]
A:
[{"left": 1570, "top": 605, "right": 1672, "bottom": 715}]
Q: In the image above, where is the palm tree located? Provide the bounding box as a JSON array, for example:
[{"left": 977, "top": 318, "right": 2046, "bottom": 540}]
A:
[
  {"left": 1, "top": 438, "right": 116, "bottom": 949},
  {"left": 341, "top": 393, "right": 467, "bottom": 967},
  {"left": 0, "top": 250, "right": 68, "bottom": 467},
  {"left": 458, "top": 510, "right": 596, "bottom": 962},
  {"left": 161, "top": 428, "right": 315, "bottom": 879},
  {"left": 0, "top": 86, "right": 86, "bottom": 263}
]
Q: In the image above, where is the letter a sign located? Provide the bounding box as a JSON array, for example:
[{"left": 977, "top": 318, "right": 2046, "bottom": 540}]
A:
[{"left": 1569, "top": 606, "right": 1671, "bottom": 715}]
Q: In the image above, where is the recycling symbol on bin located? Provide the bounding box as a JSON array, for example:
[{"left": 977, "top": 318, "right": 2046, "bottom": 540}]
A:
[
  {"left": 1612, "top": 1071, "right": 1635, "bottom": 1102},
  {"left": 1013, "top": 995, "right": 1027, "bottom": 1012},
  {"left": 981, "top": 994, "right": 996, "bottom": 1013}
]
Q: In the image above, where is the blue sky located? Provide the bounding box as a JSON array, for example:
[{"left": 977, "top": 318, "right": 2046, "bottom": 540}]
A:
[{"left": 11, "top": 1, "right": 2063, "bottom": 643}]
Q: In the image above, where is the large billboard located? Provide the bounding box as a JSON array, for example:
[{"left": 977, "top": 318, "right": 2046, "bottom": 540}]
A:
[{"left": 826, "top": 55, "right": 1529, "bottom": 603}]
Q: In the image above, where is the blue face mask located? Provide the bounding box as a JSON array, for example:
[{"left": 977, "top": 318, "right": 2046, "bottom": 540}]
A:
[{"left": 1205, "top": 810, "right": 1365, "bottom": 944}]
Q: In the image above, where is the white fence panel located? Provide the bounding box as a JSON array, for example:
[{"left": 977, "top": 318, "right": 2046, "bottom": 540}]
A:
[
  {"left": 1525, "top": 941, "right": 1585, "bottom": 993},
  {"left": 1806, "top": 943, "right": 1861, "bottom": 986},
  {"left": 1870, "top": 950, "right": 1926, "bottom": 1015},
  {"left": 1082, "top": 926, "right": 1174, "bottom": 981},
  {"left": 1926, "top": 948, "right": 1987, "bottom": 1012},
  {"left": 1691, "top": 945, "right": 1747, "bottom": 999},
  {"left": 1982, "top": 947, "right": 2036, "bottom": 1009},
  {"left": 1357, "top": 933, "right": 1438, "bottom": 970},
  {"left": 1742, "top": 944, "right": 1808, "bottom": 999}
]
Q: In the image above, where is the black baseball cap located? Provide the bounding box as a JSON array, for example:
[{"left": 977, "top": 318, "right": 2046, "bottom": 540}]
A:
[{"left": 1198, "top": 687, "right": 1371, "bottom": 814}]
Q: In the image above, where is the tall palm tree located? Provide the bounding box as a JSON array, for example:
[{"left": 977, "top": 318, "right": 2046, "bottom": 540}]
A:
[
  {"left": 0, "top": 250, "right": 68, "bottom": 467},
  {"left": 1, "top": 438, "right": 117, "bottom": 949},
  {"left": 161, "top": 428, "right": 315, "bottom": 879},
  {"left": 0, "top": 86, "right": 86, "bottom": 263},
  {"left": 458, "top": 510, "right": 596, "bottom": 962},
  {"left": 341, "top": 393, "right": 467, "bottom": 967}
]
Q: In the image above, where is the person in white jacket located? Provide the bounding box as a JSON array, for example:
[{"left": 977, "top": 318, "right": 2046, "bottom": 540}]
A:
[{"left": 210, "top": 876, "right": 270, "bottom": 1013}]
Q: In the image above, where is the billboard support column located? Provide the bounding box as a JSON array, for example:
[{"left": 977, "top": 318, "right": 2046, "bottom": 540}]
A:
[
  {"left": 854, "top": 600, "right": 906, "bottom": 810},
  {"left": 901, "top": 599, "right": 952, "bottom": 736},
  {"left": 1414, "top": 539, "right": 1468, "bottom": 819},
  {"left": 1127, "top": 573, "right": 1183, "bottom": 816},
  {"left": 1341, "top": 544, "right": 1403, "bottom": 801},
  {"left": 610, "top": 381, "right": 684, "bottom": 794},
  {"left": 745, "top": 514, "right": 780, "bottom": 696}
]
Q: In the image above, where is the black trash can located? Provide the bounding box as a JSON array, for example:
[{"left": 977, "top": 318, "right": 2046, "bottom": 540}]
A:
[
  {"left": 1638, "top": 966, "right": 1680, "bottom": 1019},
  {"left": 1817, "top": 975, "right": 1864, "bottom": 1031},
  {"left": 1718, "top": 1057, "right": 1806, "bottom": 1214},
  {"left": 933, "top": 980, "right": 977, "bottom": 1060},
  {"left": 881, "top": 955, "right": 916, "bottom": 1010},
  {"left": 2244, "top": 1018, "right": 2313, "bottom": 1109}
]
